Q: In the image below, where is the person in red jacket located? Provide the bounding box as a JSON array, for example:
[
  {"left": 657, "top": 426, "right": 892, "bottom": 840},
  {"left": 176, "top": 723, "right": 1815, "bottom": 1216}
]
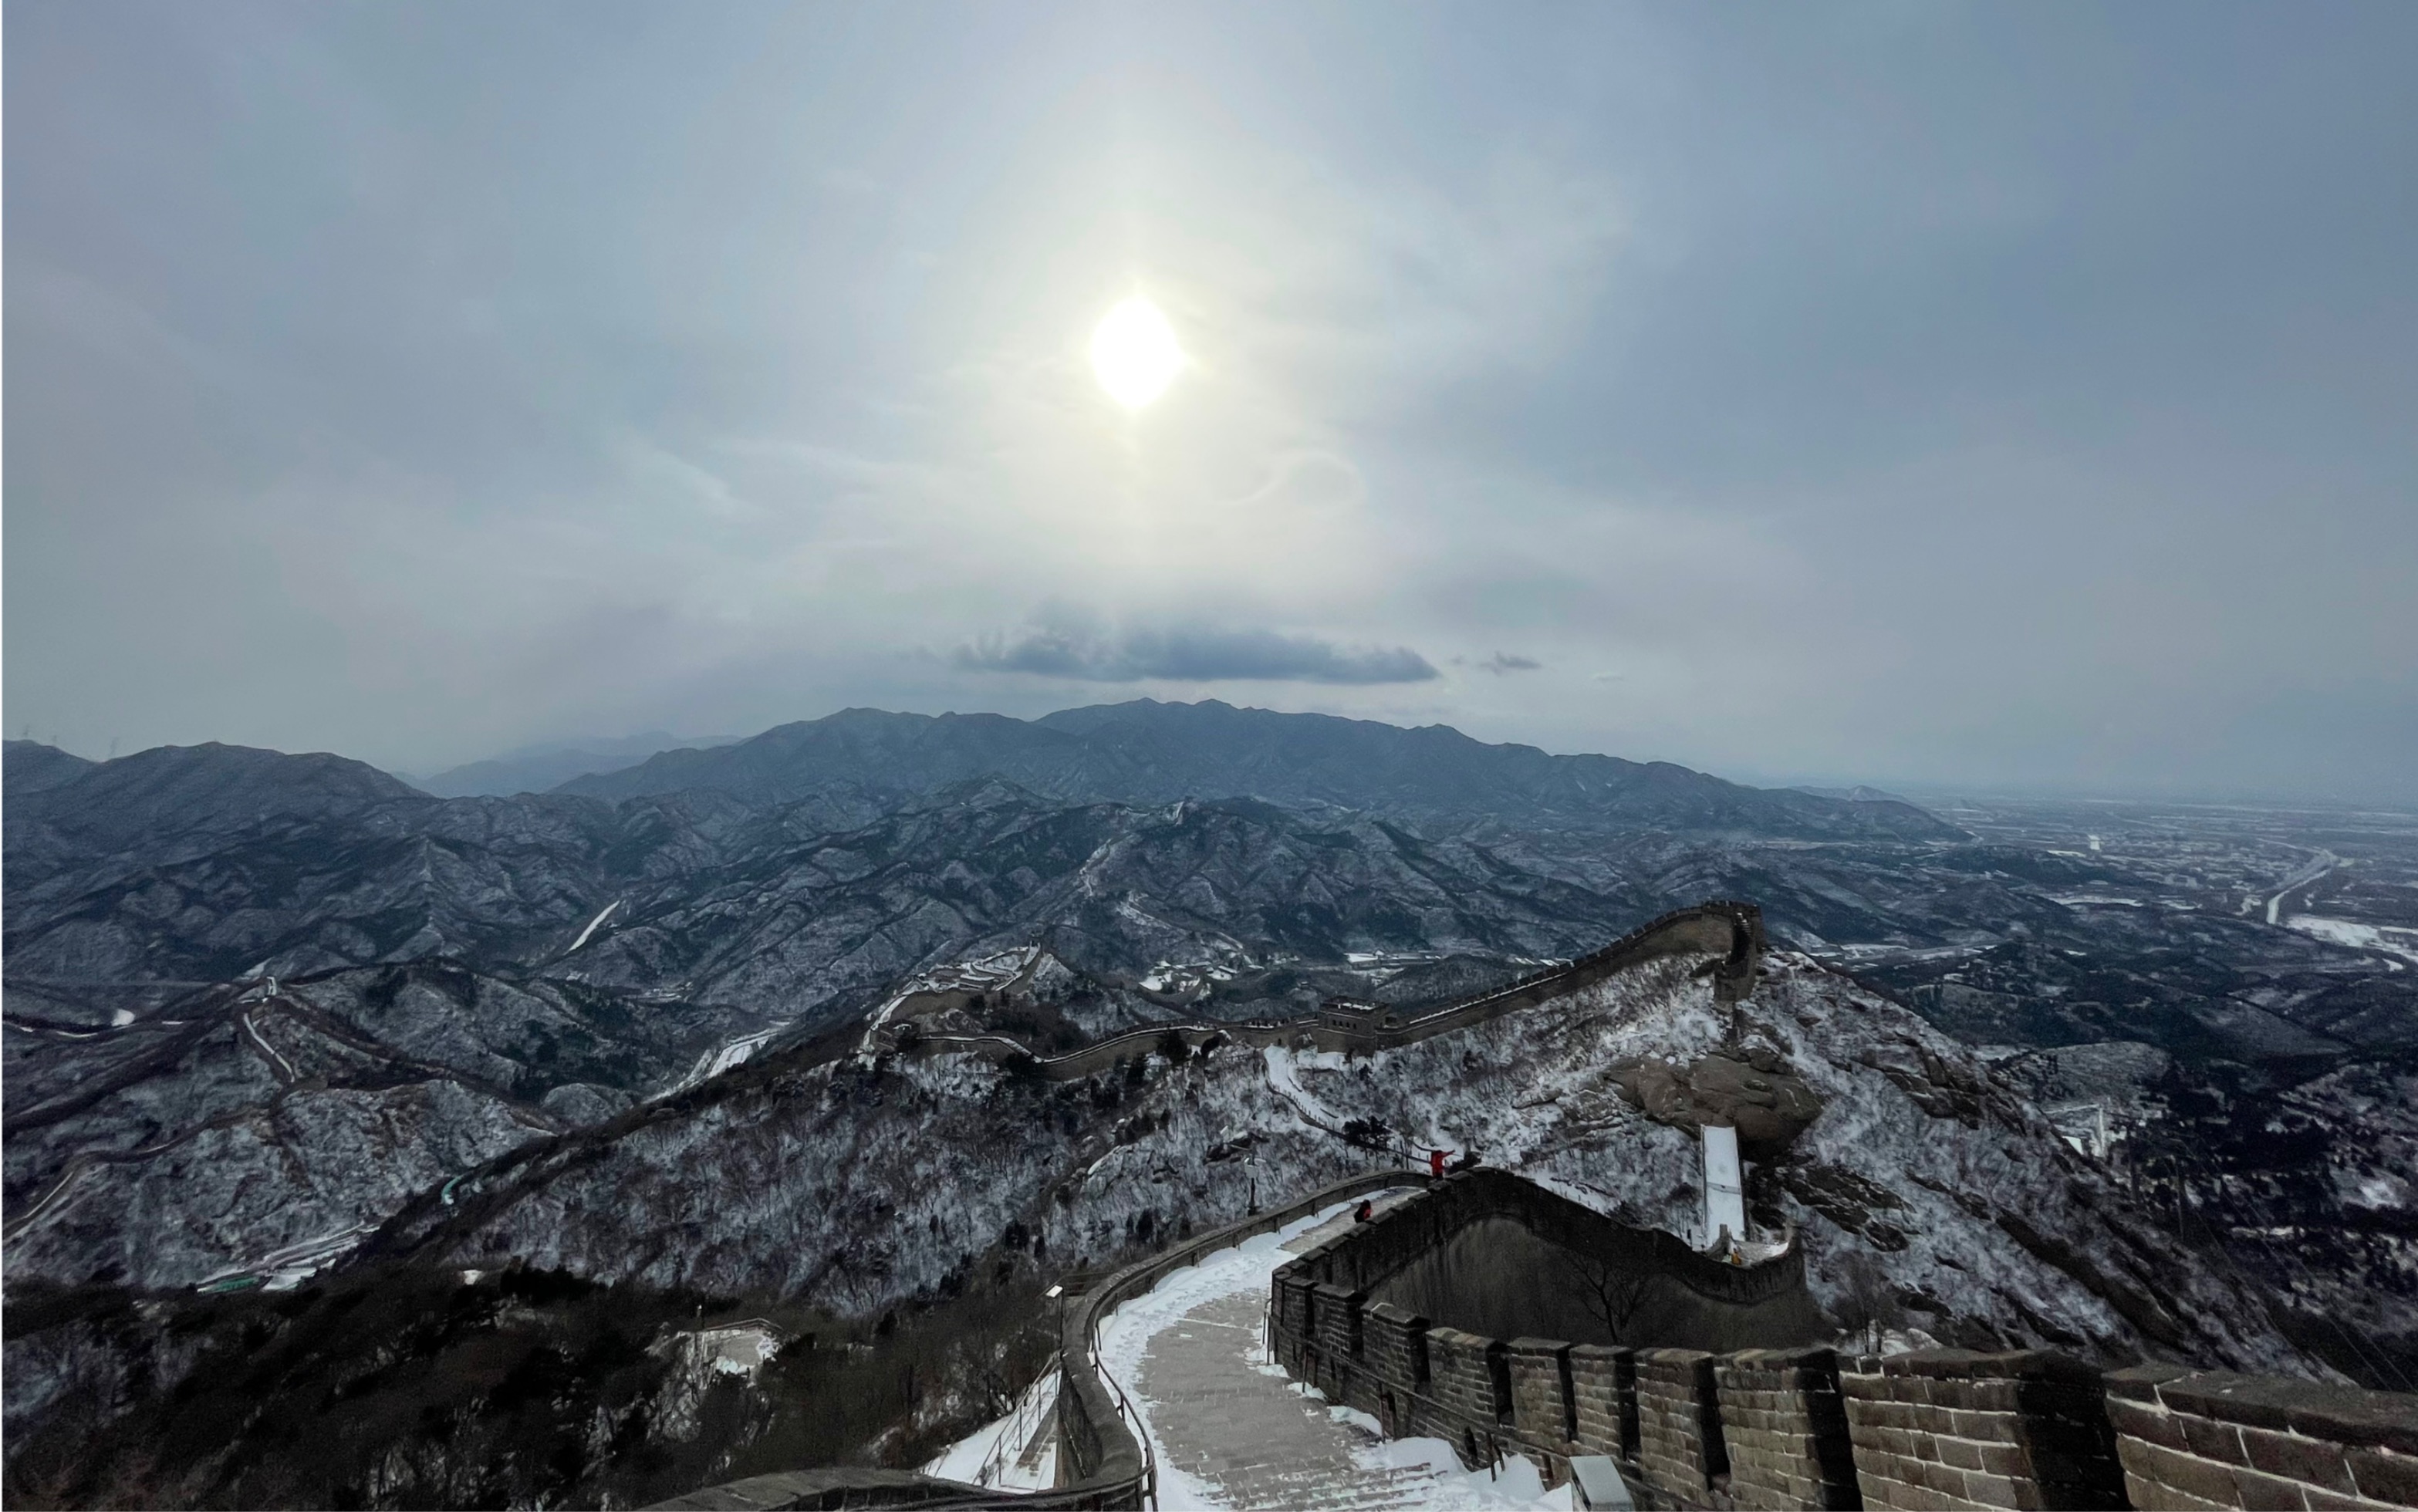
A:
[{"left": 1429, "top": 1147, "right": 1448, "bottom": 1179}]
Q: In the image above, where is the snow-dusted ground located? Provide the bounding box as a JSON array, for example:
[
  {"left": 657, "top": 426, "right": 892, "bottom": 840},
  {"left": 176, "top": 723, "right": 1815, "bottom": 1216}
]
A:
[
  {"left": 670, "top": 1027, "right": 782, "bottom": 1092},
  {"left": 2285, "top": 913, "right": 2418, "bottom": 967},
  {"left": 920, "top": 1356, "right": 1059, "bottom": 1491},
  {"left": 419, "top": 945, "right": 2312, "bottom": 1381},
  {"left": 1089, "top": 1200, "right": 1571, "bottom": 1511},
  {"left": 1261, "top": 1045, "right": 1353, "bottom": 1132}
]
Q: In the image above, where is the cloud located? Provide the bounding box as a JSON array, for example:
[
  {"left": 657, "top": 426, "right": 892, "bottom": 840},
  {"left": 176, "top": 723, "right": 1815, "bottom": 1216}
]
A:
[
  {"left": 1478, "top": 653, "right": 1542, "bottom": 675},
  {"left": 955, "top": 619, "right": 1438, "bottom": 685}
]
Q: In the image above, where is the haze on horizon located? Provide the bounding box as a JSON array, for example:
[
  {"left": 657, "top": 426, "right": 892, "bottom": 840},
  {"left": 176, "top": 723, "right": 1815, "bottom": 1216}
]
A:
[{"left": 6, "top": 2, "right": 2414, "bottom": 805}]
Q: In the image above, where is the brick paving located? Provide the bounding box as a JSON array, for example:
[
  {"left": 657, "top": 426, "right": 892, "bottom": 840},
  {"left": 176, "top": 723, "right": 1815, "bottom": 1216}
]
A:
[{"left": 1123, "top": 1190, "right": 1547, "bottom": 1511}]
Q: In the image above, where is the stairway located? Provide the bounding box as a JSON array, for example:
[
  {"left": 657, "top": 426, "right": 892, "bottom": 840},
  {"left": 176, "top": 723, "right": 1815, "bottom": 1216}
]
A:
[{"left": 1134, "top": 1288, "right": 1544, "bottom": 1510}]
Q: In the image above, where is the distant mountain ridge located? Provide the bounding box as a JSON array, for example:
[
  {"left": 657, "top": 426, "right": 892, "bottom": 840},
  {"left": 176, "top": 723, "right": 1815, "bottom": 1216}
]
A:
[
  {"left": 556, "top": 700, "right": 1959, "bottom": 840},
  {"left": 411, "top": 731, "right": 740, "bottom": 798},
  {"left": 4, "top": 739, "right": 417, "bottom": 857}
]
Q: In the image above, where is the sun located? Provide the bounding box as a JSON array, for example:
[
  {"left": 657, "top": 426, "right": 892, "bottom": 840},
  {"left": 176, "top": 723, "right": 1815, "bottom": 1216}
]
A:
[{"left": 1089, "top": 295, "right": 1185, "bottom": 410}]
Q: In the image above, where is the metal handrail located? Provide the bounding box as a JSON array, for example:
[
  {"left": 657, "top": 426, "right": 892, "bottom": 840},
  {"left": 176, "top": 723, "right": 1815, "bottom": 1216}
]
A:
[{"left": 972, "top": 1351, "right": 1059, "bottom": 1489}]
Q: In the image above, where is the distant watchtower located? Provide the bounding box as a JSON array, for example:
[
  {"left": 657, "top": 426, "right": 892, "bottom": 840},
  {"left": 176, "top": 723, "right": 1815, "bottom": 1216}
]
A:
[{"left": 1318, "top": 997, "right": 1401, "bottom": 1034}]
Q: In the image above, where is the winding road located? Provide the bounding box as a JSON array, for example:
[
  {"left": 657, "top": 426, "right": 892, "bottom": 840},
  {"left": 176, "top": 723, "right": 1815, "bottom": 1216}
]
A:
[{"left": 2264, "top": 849, "right": 2342, "bottom": 926}]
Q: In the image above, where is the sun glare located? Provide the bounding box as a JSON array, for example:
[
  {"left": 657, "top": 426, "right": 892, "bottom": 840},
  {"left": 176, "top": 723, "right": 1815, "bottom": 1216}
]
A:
[{"left": 1089, "top": 296, "right": 1184, "bottom": 410}]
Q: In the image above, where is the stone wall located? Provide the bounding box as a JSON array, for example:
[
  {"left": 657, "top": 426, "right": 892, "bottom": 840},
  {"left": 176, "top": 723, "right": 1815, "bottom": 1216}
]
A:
[
  {"left": 1841, "top": 1349, "right": 2123, "bottom": 1510},
  {"left": 2106, "top": 1363, "right": 2418, "bottom": 1510},
  {"left": 1298, "top": 1169, "right": 1819, "bottom": 1332},
  {"left": 903, "top": 899, "right": 1767, "bottom": 1076},
  {"left": 1267, "top": 1173, "right": 2418, "bottom": 1512}
]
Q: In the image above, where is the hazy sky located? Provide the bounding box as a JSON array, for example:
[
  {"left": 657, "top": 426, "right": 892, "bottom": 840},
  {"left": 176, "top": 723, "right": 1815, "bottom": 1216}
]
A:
[{"left": 8, "top": 2, "right": 2415, "bottom": 800}]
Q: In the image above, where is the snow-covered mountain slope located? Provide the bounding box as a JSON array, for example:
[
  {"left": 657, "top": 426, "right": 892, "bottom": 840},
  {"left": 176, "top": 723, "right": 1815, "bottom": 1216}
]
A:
[
  {"left": 374, "top": 949, "right": 2318, "bottom": 1377},
  {"left": 9, "top": 731, "right": 2404, "bottom": 1387}
]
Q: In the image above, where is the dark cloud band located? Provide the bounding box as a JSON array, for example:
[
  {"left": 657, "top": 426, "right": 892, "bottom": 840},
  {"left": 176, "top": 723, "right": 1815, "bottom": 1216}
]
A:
[{"left": 955, "top": 623, "right": 1439, "bottom": 685}]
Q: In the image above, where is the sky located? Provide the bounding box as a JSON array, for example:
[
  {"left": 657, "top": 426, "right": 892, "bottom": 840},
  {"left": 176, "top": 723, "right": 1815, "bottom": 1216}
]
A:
[{"left": 7, "top": 2, "right": 2415, "bottom": 802}]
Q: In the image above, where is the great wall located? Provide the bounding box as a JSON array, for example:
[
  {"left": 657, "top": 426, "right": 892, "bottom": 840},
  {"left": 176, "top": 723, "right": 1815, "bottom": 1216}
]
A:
[
  {"left": 885, "top": 899, "right": 1765, "bottom": 1078},
  {"left": 1269, "top": 1170, "right": 2418, "bottom": 1511},
  {"left": 660, "top": 901, "right": 2418, "bottom": 1512}
]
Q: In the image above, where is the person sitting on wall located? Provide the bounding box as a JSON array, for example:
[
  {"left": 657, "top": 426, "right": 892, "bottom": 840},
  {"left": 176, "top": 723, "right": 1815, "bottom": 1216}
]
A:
[
  {"left": 1447, "top": 1146, "right": 1481, "bottom": 1174},
  {"left": 1353, "top": 1199, "right": 1373, "bottom": 1223}
]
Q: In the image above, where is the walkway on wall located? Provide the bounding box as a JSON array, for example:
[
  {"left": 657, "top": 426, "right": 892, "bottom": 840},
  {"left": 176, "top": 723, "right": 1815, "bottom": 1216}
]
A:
[
  {"left": 1090, "top": 1196, "right": 1562, "bottom": 1512},
  {"left": 899, "top": 899, "right": 1766, "bottom": 1084}
]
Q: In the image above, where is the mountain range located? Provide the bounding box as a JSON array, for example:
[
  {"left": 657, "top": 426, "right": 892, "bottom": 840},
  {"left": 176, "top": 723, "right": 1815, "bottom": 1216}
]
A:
[
  {"left": 552, "top": 700, "right": 1960, "bottom": 841},
  {"left": 4, "top": 697, "right": 2412, "bottom": 1506},
  {"left": 408, "top": 731, "right": 739, "bottom": 798}
]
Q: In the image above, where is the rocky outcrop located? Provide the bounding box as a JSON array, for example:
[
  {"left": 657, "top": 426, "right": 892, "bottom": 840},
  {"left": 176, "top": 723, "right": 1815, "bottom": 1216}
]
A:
[{"left": 1610, "top": 1048, "right": 1824, "bottom": 1146}]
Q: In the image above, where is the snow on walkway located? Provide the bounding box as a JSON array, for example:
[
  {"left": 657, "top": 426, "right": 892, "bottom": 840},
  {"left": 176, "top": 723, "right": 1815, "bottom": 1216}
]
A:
[
  {"left": 922, "top": 1359, "right": 1059, "bottom": 1491},
  {"left": 1088, "top": 1199, "right": 1571, "bottom": 1512}
]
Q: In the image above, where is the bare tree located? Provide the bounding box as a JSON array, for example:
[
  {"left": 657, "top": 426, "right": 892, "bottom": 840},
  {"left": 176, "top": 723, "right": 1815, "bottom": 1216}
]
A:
[
  {"left": 1831, "top": 1250, "right": 1906, "bottom": 1354},
  {"left": 1558, "top": 1248, "right": 1654, "bottom": 1345}
]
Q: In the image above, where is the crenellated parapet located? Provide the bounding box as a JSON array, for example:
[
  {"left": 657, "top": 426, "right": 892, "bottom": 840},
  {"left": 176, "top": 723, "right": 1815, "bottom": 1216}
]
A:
[{"left": 1267, "top": 1169, "right": 2418, "bottom": 1512}]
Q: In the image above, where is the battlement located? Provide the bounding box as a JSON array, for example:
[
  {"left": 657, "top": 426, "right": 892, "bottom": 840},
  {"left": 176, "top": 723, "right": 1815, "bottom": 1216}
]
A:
[{"left": 1269, "top": 1171, "right": 2418, "bottom": 1512}]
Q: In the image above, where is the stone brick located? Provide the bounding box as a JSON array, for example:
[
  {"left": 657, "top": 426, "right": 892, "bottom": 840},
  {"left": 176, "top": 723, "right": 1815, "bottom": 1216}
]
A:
[
  {"left": 2180, "top": 1411, "right": 2250, "bottom": 1466},
  {"left": 2348, "top": 1447, "right": 2418, "bottom": 1507},
  {"left": 2229, "top": 1464, "right": 2315, "bottom": 1511},
  {"left": 2303, "top": 1489, "right": 2394, "bottom": 1512},
  {"left": 2133, "top": 1440, "right": 2250, "bottom": 1507},
  {"left": 2239, "top": 1424, "right": 2356, "bottom": 1493},
  {"left": 1715, "top": 1346, "right": 1859, "bottom": 1511},
  {"left": 2108, "top": 1397, "right": 2190, "bottom": 1453},
  {"left": 1634, "top": 1348, "right": 1729, "bottom": 1502},
  {"left": 1936, "top": 1436, "right": 1983, "bottom": 1472},
  {"left": 2125, "top": 1477, "right": 2229, "bottom": 1512}
]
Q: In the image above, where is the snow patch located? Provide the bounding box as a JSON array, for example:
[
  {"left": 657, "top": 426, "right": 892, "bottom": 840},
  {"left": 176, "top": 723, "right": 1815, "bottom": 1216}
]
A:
[
  {"left": 920, "top": 1356, "right": 1060, "bottom": 1490},
  {"left": 670, "top": 1027, "right": 779, "bottom": 1093},
  {"left": 566, "top": 899, "right": 621, "bottom": 954},
  {"left": 2285, "top": 915, "right": 2418, "bottom": 967}
]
